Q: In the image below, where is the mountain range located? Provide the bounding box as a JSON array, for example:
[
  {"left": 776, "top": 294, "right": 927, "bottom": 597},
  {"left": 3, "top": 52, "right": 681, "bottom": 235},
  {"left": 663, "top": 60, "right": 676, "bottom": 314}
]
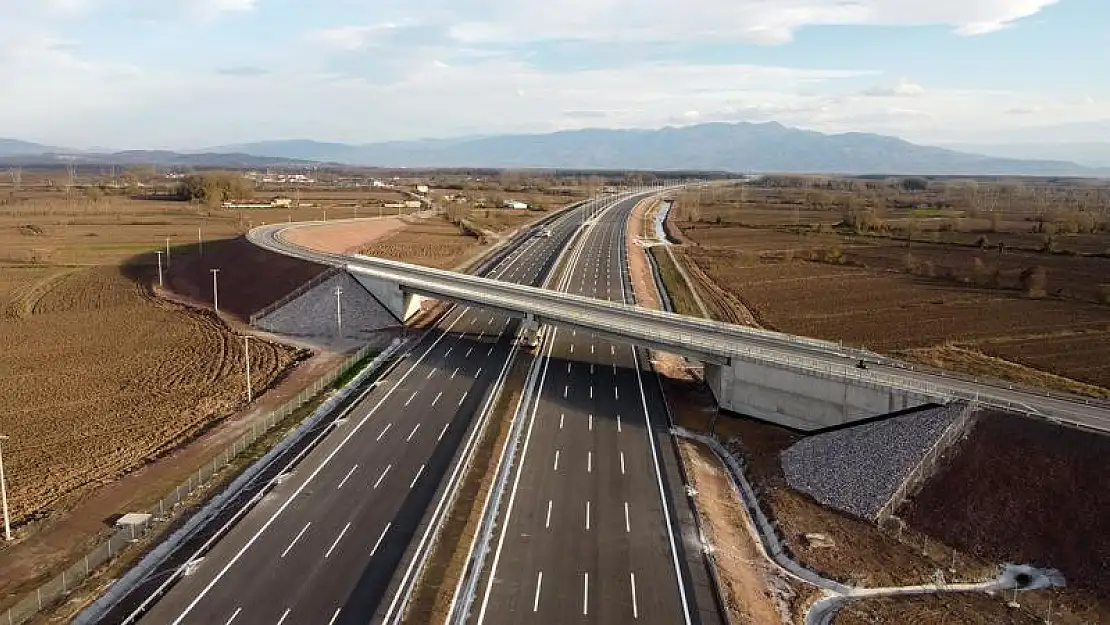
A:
[{"left": 2, "top": 122, "right": 1108, "bottom": 176}]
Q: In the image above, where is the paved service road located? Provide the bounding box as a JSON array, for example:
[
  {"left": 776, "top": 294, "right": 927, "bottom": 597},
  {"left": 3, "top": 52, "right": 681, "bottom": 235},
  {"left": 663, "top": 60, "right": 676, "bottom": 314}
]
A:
[
  {"left": 470, "top": 196, "right": 723, "bottom": 625},
  {"left": 132, "top": 206, "right": 589, "bottom": 625}
]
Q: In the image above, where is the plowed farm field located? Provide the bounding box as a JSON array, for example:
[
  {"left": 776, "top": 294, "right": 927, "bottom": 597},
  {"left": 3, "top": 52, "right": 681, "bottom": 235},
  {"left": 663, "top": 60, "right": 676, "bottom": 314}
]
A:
[
  {"left": 360, "top": 217, "right": 485, "bottom": 270},
  {"left": 0, "top": 265, "right": 302, "bottom": 527},
  {"left": 668, "top": 181, "right": 1110, "bottom": 393}
]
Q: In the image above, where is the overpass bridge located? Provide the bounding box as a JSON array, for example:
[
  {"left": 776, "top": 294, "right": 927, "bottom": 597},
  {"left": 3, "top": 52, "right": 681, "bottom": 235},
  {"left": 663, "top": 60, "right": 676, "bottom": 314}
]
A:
[{"left": 248, "top": 219, "right": 1110, "bottom": 433}]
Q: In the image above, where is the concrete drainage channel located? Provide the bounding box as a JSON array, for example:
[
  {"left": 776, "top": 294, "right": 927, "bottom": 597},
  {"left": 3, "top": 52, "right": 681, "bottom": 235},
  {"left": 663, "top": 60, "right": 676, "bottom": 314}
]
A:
[
  {"left": 643, "top": 215, "right": 1066, "bottom": 623},
  {"left": 670, "top": 428, "right": 1067, "bottom": 624}
]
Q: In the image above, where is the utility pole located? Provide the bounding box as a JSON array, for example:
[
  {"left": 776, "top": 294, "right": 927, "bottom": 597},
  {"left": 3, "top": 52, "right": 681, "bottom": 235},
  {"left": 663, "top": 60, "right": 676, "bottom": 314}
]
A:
[
  {"left": 335, "top": 286, "right": 343, "bottom": 337},
  {"left": 0, "top": 435, "right": 11, "bottom": 541},
  {"left": 210, "top": 269, "right": 220, "bottom": 314},
  {"left": 244, "top": 335, "right": 252, "bottom": 403},
  {"left": 164, "top": 237, "right": 171, "bottom": 268},
  {"left": 198, "top": 226, "right": 203, "bottom": 256},
  {"left": 154, "top": 251, "right": 164, "bottom": 288}
]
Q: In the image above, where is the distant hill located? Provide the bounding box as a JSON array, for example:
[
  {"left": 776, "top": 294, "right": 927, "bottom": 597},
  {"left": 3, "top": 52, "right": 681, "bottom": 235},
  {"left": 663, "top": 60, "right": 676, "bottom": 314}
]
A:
[
  {"left": 211, "top": 122, "right": 1106, "bottom": 175},
  {"left": 0, "top": 147, "right": 318, "bottom": 168},
  {"left": 942, "top": 142, "right": 1110, "bottom": 169},
  {"left": 4, "top": 121, "right": 1109, "bottom": 175},
  {"left": 0, "top": 138, "right": 61, "bottom": 157}
]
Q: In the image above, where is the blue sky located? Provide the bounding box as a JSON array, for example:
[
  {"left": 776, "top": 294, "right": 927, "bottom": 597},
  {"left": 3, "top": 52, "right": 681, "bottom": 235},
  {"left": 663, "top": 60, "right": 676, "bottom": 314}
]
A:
[{"left": 2, "top": 0, "right": 1107, "bottom": 149}]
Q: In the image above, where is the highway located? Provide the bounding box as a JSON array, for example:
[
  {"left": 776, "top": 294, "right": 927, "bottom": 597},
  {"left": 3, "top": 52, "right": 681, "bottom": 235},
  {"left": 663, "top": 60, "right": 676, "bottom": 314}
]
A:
[
  {"left": 130, "top": 203, "right": 594, "bottom": 625},
  {"left": 468, "top": 195, "right": 722, "bottom": 624}
]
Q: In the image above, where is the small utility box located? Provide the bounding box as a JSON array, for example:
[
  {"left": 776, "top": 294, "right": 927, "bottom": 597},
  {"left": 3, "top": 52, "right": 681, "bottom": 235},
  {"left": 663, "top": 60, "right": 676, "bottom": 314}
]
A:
[{"left": 116, "top": 512, "right": 153, "bottom": 540}]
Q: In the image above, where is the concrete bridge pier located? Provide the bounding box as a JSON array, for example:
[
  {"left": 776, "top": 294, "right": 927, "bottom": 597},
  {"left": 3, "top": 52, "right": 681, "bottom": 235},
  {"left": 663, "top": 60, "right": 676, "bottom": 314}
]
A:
[
  {"left": 351, "top": 272, "right": 428, "bottom": 322},
  {"left": 704, "top": 357, "right": 940, "bottom": 431}
]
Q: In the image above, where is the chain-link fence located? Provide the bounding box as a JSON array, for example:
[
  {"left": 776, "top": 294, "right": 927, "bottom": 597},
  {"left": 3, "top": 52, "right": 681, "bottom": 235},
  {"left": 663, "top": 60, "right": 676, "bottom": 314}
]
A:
[
  {"left": 2, "top": 343, "right": 376, "bottom": 625},
  {"left": 875, "top": 402, "right": 978, "bottom": 526}
]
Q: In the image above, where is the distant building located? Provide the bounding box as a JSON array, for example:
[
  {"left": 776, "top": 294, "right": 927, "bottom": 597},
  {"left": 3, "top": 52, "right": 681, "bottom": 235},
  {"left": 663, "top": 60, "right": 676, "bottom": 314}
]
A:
[
  {"left": 383, "top": 202, "right": 406, "bottom": 209},
  {"left": 404, "top": 200, "right": 423, "bottom": 209},
  {"left": 371, "top": 179, "right": 387, "bottom": 187},
  {"left": 415, "top": 184, "right": 430, "bottom": 194},
  {"left": 272, "top": 197, "right": 294, "bottom": 207},
  {"left": 503, "top": 200, "right": 529, "bottom": 210}
]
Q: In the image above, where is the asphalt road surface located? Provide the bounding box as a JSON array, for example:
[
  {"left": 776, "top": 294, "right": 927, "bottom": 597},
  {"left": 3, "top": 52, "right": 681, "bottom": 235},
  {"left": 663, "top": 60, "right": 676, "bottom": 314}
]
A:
[
  {"left": 132, "top": 206, "right": 590, "bottom": 625},
  {"left": 469, "top": 196, "right": 722, "bottom": 625}
]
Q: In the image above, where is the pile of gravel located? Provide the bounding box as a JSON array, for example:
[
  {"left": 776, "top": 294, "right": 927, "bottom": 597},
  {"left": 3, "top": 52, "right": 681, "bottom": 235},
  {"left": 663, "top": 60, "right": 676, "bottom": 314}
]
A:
[
  {"left": 255, "top": 271, "right": 398, "bottom": 344},
  {"left": 780, "top": 403, "right": 967, "bottom": 520}
]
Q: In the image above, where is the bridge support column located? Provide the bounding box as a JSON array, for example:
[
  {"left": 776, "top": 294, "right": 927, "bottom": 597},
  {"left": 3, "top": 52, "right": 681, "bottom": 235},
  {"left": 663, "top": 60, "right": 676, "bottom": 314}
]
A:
[
  {"left": 705, "top": 358, "right": 939, "bottom": 431},
  {"left": 350, "top": 272, "right": 427, "bottom": 322}
]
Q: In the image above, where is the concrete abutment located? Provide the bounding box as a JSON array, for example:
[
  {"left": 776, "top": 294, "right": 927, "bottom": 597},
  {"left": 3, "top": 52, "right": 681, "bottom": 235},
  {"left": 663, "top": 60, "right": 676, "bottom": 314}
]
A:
[{"left": 705, "top": 358, "right": 940, "bottom": 431}]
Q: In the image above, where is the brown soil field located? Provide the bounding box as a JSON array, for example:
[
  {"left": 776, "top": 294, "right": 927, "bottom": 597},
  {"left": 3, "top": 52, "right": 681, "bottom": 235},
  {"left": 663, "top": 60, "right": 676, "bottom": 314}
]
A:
[
  {"left": 360, "top": 216, "right": 488, "bottom": 270},
  {"left": 902, "top": 412, "right": 1110, "bottom": 619},
  {"left": 466, "top": 208, "right": 544, "bottom": 233},
  {"left": 0, "top": 192, "right": 343, "bottom": 606},
  {"left": 666, "top": 179, "right": 1110, "bottom": 393},
  {"left": 628, "top": 195, "right": 1103, "bottom": 622},
  {"left": 659, "top": 378, "right": 1093, "bottom": 621},
  {"left": 0, "top": 265, "right": 303, "bottom": 527},
  {"left": 281, "top": 217, "right": 406, "bottom": 255}
]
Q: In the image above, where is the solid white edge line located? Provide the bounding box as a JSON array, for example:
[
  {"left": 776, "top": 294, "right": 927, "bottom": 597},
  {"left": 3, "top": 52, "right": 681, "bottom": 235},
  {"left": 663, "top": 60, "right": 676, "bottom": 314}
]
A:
[
  {"left": 384, "top": 225, "right": 559, "bottom": 621},
  {"left": 275, "top": 608, "right": 291, "bottom": 625},
  {"left": 473, "top": 328, "right": 559, "bottom": 624},
  {"left": 627, "top": 223, "right": 693, "bottom": 623},
  {"left": 390, "top": 218, "right": 562, "bottom": 624},
  {"left": 326, "top": 607, "right": 342, "bottom": 625},
  {"left": 223, "top": 607, "right": 242, "bottom": 625},
  {"left": 166, "top": 304, "right": 472, "bottom": 625}
]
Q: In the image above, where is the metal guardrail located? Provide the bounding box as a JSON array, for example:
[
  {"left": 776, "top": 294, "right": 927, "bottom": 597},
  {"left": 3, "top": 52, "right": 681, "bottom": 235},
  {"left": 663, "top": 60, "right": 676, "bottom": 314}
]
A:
[
  {"left": 333, "top": 263, "right": 1108, "bottom": 429},
  {"left": 7, "top": 344, "right": 382, "bottom": 625},
  {"left": 249, "top": 197, "right": 1110, "bottom": 433}
]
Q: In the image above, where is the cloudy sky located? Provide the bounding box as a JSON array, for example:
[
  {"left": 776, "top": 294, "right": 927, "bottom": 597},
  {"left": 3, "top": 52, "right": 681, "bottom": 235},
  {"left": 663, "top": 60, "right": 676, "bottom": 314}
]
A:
[{"left": 2, "top": 0, "right": 1107, "bottom": 149}]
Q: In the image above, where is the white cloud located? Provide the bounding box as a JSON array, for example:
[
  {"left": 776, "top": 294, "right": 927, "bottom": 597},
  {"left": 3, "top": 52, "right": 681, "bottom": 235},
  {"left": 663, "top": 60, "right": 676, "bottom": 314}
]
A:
[
  {"left": 864, "top": 77, "right": 926, "bottom": 97},
  {"left": 180, "top": 0, "right": 258, "bottom": 19},
  {"left": 445, "top": 0, "right": 1061, "bottom": 45},
  {"left": 308, "top": 24, "right": 399, "bottom": 52}
]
